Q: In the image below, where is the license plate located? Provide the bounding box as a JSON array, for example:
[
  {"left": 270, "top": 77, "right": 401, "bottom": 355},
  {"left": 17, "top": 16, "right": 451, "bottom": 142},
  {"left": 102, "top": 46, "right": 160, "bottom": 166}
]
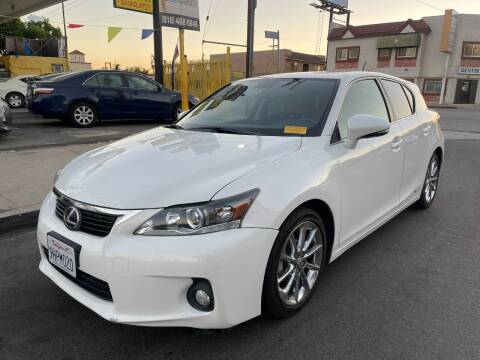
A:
[{"left": 47, "top": 234, "right": 80, "bottom": 278}]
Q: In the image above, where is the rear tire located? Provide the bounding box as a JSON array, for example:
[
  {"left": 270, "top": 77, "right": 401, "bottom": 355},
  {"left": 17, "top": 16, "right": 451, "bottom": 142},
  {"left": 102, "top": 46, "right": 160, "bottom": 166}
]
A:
[
  {"left": 413, "top": 153, "right": 441, "bottom": 209},
  {"left": 6, "top": 92, "right": 25, "bottom": 108},
  {"left": 68, "top": 102, "right": 98, "bottom": 128},
  {"left": 262, "top": 207, "right": 327, "bottom": 318}
]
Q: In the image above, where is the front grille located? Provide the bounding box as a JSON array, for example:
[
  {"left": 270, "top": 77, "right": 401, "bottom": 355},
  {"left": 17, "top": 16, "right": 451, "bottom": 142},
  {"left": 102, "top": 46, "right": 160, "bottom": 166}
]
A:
[
  {"left": 43, "top": 247, "right": 113, "bottom": 301},
  {"left": 55, "top": 195, "right": 118, "bottom": 237}
]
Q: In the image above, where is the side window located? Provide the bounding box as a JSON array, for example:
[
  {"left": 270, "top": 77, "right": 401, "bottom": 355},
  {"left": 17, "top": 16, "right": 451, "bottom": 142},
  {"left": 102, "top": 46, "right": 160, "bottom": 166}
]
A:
[
  {"left": 84, "top": 73, "right": 124, "bottom": 88},
  {"left": 402, "top": 84, "right": 415, "bottom": 113},
  {"left": 336, "top": 79, "right": 390, "bottom": 140},
  {"left": 126, "top": 75, "right": 159, "bottom": 91},
  {"left": 381, "top": 80, "right": 413, "bottom": 119}
]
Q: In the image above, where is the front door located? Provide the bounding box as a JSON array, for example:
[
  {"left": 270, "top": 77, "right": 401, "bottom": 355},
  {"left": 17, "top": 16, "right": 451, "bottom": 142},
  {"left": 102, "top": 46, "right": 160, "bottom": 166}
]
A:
[
  {"left": 332, "top": 78, "right": 404, "bottom": 245},
  {"left": 125, "top": 74, "right": 172, "bottom": 119},
  {"left": 454, "top": 79, "right": 478, "bottom": 104}
]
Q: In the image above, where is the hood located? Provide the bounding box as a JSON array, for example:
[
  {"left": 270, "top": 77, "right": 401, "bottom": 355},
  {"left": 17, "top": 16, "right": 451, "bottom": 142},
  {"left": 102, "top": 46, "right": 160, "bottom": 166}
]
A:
[{"left": 55, "top": 127, "right": 301, "bottom": 209}]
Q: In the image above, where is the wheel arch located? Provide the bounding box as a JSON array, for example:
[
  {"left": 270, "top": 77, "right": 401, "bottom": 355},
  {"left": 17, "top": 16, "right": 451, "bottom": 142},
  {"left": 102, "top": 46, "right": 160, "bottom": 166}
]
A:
[{"left": 285, "top": 199, "right": 335, "bottom": 264}]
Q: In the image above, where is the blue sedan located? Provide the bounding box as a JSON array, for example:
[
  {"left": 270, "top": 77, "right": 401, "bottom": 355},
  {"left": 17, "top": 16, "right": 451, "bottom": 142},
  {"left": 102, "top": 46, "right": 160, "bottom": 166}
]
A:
[{"left": 28, "top": 70, "right": 200, "bottom": 127}]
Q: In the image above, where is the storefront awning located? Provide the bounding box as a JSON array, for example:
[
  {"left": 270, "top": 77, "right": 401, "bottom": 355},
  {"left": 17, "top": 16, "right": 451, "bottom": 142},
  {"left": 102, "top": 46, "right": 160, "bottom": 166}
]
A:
[{"left": 0, "top": 0, "right": 67, "bottom": 24}]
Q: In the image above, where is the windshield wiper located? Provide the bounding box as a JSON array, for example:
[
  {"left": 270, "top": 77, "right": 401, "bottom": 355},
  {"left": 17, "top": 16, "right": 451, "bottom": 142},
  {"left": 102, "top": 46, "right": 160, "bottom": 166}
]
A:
[
  {"left": 187, "top": 127, "right": 259, "bottom": 135},
  {"left": 163, "top": 124, "right": 184, "bottom": 130}
]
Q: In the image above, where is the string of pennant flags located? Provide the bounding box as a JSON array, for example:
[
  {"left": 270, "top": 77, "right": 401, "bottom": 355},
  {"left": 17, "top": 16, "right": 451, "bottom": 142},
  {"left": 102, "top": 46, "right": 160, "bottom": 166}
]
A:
[{"left": 67, "top": 23, "right": 158, "bottom": 43}]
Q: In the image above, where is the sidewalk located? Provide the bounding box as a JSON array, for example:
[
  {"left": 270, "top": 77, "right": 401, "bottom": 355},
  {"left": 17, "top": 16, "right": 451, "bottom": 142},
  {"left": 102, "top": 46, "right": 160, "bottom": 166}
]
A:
[{"left": 0, "top": 142, "right": 107, "bottom": 222}]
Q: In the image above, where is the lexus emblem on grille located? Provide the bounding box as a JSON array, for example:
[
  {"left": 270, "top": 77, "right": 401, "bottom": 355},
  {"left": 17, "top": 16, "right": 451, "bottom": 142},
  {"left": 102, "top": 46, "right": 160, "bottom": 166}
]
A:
[{"left": 64, "top": 206, "right": 82, "bottom": 231}]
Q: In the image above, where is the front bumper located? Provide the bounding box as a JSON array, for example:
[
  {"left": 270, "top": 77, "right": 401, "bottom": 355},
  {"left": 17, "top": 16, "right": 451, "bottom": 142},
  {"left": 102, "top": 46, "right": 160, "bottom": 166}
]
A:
[{"left": 37, "top": 192, "right": 278, "bottom": 329}]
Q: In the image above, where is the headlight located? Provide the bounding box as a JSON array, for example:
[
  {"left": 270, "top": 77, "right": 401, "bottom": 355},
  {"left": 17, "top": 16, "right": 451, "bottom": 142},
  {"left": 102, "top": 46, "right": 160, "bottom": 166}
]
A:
[{"left": 135, "top": 189, "right": 259, "bottom": 236}]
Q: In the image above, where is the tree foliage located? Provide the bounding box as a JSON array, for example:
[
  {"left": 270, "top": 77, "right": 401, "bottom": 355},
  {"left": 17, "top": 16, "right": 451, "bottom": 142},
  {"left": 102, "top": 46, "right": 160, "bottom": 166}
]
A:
[
  {"left": 0, "top": 18, "right": 62, "bottom": 39},
  {"left": 125, "top": 66, "right": 151, "bottom": 75}
]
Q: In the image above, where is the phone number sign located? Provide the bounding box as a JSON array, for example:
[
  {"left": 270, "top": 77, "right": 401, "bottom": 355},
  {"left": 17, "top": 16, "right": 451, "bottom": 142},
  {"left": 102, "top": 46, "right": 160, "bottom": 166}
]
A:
[
  {"left": 113, "top": 0, "right": 200, "bottom": 31},
  {"left": 159, "top": 0, "right": 200, "bottom": 31}
]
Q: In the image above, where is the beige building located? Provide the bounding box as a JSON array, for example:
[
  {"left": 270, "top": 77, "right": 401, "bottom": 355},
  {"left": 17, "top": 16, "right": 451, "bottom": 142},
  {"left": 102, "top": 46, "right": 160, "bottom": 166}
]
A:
[
  {"left": 326, "top": 12, "right": 480, "bottom": 105},
  {"left": 211, "top": 49, "right": 325, "bottom": 79},
  {"left": 68, "top": 50, "right": 92, "bottom": 71}
]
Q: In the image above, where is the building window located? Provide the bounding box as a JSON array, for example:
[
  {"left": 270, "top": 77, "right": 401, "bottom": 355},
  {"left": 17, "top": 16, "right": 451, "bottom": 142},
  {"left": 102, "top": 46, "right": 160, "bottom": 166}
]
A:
[
  {"left": 396, "top": 47, "right": 417, "bottom": 59},
  {"left": 51, "top": 64, "right": 64, "bottom": 72},
  {"left": 423, "top": 79, "right": 442, "bottom": 94},
  {"left": 378, "top": 48, "right": 392, "bottom": 60},
  {"left": 462, "top": 42, "right": 480, "bottom": 58},
  {"left": 336, "top": 47, "right": 360, "bottom": 62}
]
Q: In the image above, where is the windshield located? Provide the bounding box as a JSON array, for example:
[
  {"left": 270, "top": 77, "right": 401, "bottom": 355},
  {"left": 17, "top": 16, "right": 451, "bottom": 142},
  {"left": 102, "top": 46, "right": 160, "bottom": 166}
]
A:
[{"left": 177, "top": 78, "right": 338, "bottom": 136}]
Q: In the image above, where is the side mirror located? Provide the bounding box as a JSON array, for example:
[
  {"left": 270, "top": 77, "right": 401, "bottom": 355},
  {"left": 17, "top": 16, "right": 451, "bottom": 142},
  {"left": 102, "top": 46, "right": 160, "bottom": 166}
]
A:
[{"left": 344, "top": 114, "right": 390, "bottom": 149}]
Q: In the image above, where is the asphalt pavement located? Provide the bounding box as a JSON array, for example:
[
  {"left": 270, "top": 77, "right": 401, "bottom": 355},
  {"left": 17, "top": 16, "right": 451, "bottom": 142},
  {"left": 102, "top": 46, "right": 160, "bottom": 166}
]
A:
[
  {"left": 0, "top": 109, "right": 161, "bottom": 152},
  {"left": 1, "top": 115, "right": 480, "bottom": 358}
]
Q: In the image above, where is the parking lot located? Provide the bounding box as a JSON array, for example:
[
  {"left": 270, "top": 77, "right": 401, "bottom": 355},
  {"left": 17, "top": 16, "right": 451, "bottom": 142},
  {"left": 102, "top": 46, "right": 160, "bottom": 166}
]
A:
[{"left": 1, "top": 107, "right": 479, "bottom": 359}]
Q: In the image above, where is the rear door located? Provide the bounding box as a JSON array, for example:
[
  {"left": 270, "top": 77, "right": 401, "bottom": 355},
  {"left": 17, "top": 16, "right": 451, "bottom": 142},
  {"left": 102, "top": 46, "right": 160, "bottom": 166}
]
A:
[
  {"left": 125, "top": 74, "right": 172, "bottom": 119},
  {"left": 380, "top": 79, "right": 431, "bottom": 204},
  {"left": 332, "top": 78, "right": 404, "bottom": 245},
  {"left": 83, "top": 73, "right": 129, "bottom": 119}
]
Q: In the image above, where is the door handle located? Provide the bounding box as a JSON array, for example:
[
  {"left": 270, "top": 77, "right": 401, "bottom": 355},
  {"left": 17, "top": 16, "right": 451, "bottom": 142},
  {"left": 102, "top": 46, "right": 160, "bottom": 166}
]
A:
[{"left": 391, "top": 137, "right": 403, "bottom": 151}]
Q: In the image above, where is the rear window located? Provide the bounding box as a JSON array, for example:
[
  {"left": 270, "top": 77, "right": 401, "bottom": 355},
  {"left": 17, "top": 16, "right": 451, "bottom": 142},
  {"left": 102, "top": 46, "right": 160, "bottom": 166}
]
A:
[{"left": 381, "top": 80, "right": 413, "bottom": 120}]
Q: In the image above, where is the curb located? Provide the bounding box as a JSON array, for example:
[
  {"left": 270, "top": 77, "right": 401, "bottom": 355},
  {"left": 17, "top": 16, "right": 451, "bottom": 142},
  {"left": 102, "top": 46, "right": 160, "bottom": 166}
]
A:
[{"left": 0, "top": 209, "right": 39, "bottom": 233}]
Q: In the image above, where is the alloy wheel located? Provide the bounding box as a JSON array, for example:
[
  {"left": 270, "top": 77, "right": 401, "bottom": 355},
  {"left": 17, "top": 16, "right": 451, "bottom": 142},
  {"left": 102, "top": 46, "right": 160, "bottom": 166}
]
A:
[
  {"left": 73, "top": 105, "right": 95, "bottom": 126},
  {"left": 277, "top": 221, "right": 323, "bottom": 306},
  {"left": 424, "top": 157, "right": 439, "bottom": 204},
  {"left": 8, "top": 94, "right": 22, "bottom": 108}
]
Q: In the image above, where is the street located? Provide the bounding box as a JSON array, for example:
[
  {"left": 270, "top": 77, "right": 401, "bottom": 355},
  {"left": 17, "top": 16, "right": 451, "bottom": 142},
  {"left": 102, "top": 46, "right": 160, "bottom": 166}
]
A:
[{"left": 0, "top": 108, "right": 479, "bottom": 359}]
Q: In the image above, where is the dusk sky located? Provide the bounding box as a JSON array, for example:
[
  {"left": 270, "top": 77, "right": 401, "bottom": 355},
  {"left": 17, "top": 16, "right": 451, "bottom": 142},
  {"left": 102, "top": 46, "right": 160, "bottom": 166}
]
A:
[{"left": 29, "top": 0, "right": 480, "bottom": 70}]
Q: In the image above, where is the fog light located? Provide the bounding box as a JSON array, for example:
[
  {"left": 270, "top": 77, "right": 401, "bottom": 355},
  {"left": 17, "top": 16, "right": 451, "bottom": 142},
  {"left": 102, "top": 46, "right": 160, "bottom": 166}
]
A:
[
  {"left": 187, "top": 279, "right": 214, "bottom": 312},
  {"left": 194, "top": 289, "right": 211, "bottom": 307}
]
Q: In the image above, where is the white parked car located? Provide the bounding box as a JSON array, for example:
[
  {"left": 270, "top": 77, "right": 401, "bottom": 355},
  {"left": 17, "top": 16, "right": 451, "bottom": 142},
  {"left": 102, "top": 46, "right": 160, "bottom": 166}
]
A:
[
  {"left": 0, "top": 74, "right": 37, "bottom": 108},
  {"left": 37, "top": 72, "right": 444, "bottom": 329}
]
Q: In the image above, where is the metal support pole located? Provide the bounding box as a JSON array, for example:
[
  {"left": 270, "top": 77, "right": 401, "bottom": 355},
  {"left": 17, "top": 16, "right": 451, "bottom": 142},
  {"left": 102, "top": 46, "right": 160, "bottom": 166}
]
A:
[
  {"left": 61, "top": 1, "right": 70, "bottom": 71},
  {"left": 226, "top": 46, "right": 231, "bottom": 83},
  {"left": 277, "top": 30, "right": 281, "bottom": 73},
  {"left": 346, "top": 10, "right": 351, "bottom": 26},
  {"left": 246, "top": 0, "right": 256, "bottom": 78},
  {"left": 179, "top": 29, "right": 189, "bottom": 111},
  {"left": 153, "top": 0, "right": 164, "bottom": 84}
]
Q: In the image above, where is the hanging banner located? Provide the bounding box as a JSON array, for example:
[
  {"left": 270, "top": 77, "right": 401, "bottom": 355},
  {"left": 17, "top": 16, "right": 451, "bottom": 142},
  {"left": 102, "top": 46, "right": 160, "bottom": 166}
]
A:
[
  {"left": 159, "top": 0, "right": 200, "bottom": 31},
  {"left": 113, "top": 0, "right": 153, "bottom": 14},
  {"left": 68, "top": 24, "right": 84, "bottom": 29},
  {"left": 108, "top": 27, "right": 123, "bottom": 43},
  {"left": 141, "top": 29, "right": 154, "bottom": 39}
]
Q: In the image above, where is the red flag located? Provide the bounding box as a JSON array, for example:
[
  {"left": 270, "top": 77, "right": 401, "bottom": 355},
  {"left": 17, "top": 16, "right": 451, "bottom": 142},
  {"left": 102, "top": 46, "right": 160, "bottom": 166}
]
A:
[{"left": 68, "top": 24, "right": 84, "bottom": 29}]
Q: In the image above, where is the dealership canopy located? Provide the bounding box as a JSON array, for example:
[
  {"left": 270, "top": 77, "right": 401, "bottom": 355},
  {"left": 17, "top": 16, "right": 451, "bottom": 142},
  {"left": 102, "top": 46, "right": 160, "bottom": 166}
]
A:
[{"left": 0, "top": 0, "right": 66, "bottom": 23}]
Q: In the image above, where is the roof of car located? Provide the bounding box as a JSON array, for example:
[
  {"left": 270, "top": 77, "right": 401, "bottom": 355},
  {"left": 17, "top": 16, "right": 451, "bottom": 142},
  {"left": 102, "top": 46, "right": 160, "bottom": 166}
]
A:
[{"left": 256, "top": 71, "right": 407, "bottom": 83}]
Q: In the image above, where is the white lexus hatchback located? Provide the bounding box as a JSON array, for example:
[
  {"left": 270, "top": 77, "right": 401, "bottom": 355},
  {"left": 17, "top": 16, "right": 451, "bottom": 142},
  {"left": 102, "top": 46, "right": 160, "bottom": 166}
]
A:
[{"left": 37, "top": 72, "right": 444, "bottom": 329}]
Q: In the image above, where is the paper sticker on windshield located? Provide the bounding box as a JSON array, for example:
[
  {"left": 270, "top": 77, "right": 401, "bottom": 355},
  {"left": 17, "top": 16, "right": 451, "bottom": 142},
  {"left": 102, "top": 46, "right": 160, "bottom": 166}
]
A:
[{"left": 284, "top": 126, "right": 308, "bottom": 135}]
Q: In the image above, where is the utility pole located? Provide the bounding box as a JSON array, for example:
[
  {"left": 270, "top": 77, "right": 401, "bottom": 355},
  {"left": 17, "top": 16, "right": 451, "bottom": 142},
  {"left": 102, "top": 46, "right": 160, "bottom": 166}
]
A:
[
  {"left": 277, "top": 30, "right": 280, "bottom": 73},
  {"left": 153, "top": 0, "right": 164, "bottom": 84},
  {"left": 61, "top": 1, "right": 69, "bottom": 71},
  {"left": 246, "top": 0, "right": 257, "bottom": 78}
]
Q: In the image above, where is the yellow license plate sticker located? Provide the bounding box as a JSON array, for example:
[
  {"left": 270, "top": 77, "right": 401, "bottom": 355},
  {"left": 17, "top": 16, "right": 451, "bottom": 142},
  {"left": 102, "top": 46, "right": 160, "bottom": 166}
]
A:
[{"left": 284, "top": 126, "right": 308, "bottom": 135}]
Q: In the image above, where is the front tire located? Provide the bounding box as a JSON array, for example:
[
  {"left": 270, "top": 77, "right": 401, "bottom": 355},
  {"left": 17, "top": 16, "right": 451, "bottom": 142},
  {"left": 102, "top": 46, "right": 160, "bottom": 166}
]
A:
[
  {"left": 413, "top": 153, "right": 440, "bottom": 209},
  {"left": 262, "top": 207, "right": 327, "bottom": 318},
  {"left": 6, "top": 92, "right": 25, "bottom": 108},
  {"left": 68, "top": 102, "right": 98, "bottom": 128}
]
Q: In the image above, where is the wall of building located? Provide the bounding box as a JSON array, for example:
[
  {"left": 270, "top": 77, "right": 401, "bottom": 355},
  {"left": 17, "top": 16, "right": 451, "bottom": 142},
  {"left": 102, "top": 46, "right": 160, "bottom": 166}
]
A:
[
  {"left": 327, "top": 14, "right": 480, "bottom": 105},
  {"left": 211, "top": 49, "right": 324, "bottom": 78},
  {"left": 0, "top": 55, "right": 69, "bottom": 76}
]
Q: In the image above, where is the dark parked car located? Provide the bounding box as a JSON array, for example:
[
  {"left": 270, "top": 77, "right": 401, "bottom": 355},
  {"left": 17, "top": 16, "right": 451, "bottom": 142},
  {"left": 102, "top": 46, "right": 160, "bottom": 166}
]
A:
[
  {"left": 27, "top": 70, "right": 200, "bottom": 127},
  {"left": 0, "top": 98, "right": 12, "bottom": 133}
]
